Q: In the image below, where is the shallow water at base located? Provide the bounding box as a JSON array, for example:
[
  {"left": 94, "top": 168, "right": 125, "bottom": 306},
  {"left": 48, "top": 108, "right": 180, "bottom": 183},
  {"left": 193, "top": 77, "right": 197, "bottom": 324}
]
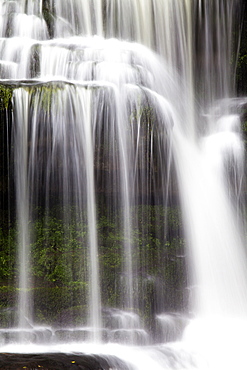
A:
[{"left": 2, "top": 317, "right": 247, "bottom": 370}]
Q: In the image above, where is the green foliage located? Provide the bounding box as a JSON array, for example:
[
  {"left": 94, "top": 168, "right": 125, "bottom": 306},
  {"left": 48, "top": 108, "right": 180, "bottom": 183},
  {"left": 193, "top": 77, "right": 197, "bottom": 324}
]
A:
[
  {"left": 0, "top": 228, "right": 17, "bottom": 281},
  {"left": 32, "top": 286, "right": 87, "bottom": 325},
  {"left": 236, "top": 52, "right": 247, "bottom": 94},
  {"left": 0, "top": 205, "right": 186, "bottom": 324},
  {"left": 240, "top": 112, "right": 247, "bottom": 148},
  {"left": 31, "top": 214, "right": 87, "bottom": 285},
  {"left": 236, "top": 7, "right": 247, "bottom": 94}
]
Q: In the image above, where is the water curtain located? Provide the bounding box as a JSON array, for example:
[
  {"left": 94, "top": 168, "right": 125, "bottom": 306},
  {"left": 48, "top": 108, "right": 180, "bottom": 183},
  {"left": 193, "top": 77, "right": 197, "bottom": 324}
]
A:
[{"left": 0, "top": 1, "right": 247, "bottom": 369}]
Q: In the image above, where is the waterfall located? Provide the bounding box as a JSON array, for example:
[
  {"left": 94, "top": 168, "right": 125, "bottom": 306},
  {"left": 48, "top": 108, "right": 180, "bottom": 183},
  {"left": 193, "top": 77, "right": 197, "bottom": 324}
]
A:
[
  {"left": 14, "top": 89, "right": 31, "bottom": 337},
  {"left": 0, "top": 0, "right": 247, "bottom": 369}
]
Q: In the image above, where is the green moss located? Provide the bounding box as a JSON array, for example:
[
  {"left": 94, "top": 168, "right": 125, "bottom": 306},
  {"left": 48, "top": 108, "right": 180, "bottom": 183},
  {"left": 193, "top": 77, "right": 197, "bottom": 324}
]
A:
[
  {"left": 22, "top": 83, "right": 64, "bottom": 113},
  {"left": 39, "top": 85, "right": 60, "bottom": 112},
  {"left": 130, "top": 102, "right": 156, "bottom": 129},
  {"left": 0, "top": 205, "right": 187, "bottom": 323},
  {"left": 242, "top": 119, "right": 247, "bottom": 133},
  {"left": 0, "top": 85, "right": 13, "bottom": 110}
]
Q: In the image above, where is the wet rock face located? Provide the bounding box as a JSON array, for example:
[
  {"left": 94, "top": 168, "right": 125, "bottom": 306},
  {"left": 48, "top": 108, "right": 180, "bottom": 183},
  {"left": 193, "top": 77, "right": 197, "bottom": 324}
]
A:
[{"left": 0, "top": 352, "right": 131, "bottom": 370}]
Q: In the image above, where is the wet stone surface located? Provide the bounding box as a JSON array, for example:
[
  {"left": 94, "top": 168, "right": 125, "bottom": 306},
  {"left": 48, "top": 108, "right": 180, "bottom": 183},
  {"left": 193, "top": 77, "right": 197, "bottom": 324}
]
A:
[{"left": 0, "top": 352, "right": 130, "bottom": 370}]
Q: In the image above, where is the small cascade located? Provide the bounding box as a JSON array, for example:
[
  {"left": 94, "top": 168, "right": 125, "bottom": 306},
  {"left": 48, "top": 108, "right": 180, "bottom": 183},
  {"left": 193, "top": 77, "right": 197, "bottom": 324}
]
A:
[{"left": 172, "top": 112, "right": 247, "bottom": 318}]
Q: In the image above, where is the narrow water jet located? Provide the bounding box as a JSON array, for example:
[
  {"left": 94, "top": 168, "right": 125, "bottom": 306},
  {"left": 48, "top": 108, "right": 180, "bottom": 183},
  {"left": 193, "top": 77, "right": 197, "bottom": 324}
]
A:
[{"left": 14, "top": 89, "right": 31, "bottom": 338}]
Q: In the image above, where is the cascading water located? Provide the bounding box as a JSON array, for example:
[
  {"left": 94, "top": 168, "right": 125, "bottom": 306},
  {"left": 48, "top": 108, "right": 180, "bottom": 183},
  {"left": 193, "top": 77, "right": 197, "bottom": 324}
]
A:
[{"left": 0, "top": 0, "right": 247, "bottom": 369}]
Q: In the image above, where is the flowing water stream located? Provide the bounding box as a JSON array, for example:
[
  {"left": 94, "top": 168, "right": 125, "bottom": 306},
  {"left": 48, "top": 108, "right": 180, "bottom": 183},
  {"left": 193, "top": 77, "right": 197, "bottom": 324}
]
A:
[{"left": 0, "top": 0, "right": 247, "bottom": 369}]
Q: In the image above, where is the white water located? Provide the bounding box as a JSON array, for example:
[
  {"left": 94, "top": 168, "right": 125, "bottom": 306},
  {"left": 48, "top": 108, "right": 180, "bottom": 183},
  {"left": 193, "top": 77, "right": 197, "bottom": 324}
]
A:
[
  {"left": 0, "top": 1, "right": 247, "bottom": 369},
  {"left": 173, "top": 116, "right": 247, "bottom": 317},
  {"left": 14, "top": 89, "right": 32, "bottom": 337}
]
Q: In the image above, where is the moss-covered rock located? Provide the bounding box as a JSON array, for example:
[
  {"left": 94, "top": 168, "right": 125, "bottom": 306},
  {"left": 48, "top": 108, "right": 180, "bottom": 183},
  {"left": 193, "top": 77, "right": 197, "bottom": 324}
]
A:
[{"left": 0, "top": 85, "right": 13, "bottom": 110}]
